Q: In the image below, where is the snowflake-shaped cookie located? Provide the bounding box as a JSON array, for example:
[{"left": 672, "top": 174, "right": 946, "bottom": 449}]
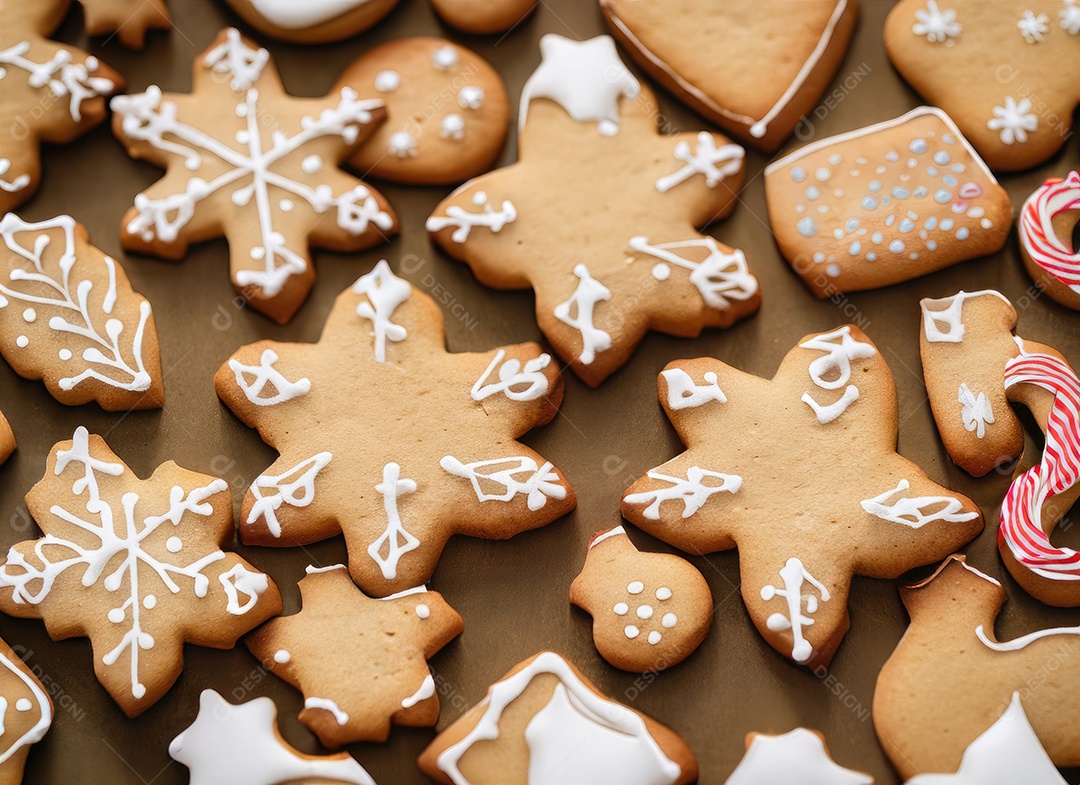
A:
[
  {"left": 0, "top": 427, "right": 282, "bottom": 716},
  {"left": 80, "top": 0, "right": 171, "bottom": 49},
  {"left": 215, "top": 261, "right": 575, "bottom": 596},
  {"left": 247, "top": 564, "right": 462, "bottom": 746},
  {"left": 111, "top": 28, "right": 397, "bottom": 324},
  {"left": 621, "top": 326, "right": 983, "bottom": 667},
  {"left": 0, "top": 0, "right": 122, "bottom": 213},
  {"left": 426, "top": 34, "right": 758, "bottom": 387}
]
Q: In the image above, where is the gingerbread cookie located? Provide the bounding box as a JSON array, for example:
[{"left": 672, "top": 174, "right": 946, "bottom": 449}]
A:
[
  {"left": 418, "top": 651, "right": 698, "bottom": 785},
  {"left": 427, "top": 34, "right": 758, "bottom": 387},
  {"left": 569, "top": 526, "right": 712, "bottom": 672},
  {"left": 247, "top": 564, "right": 462, "bottom": 746},
  {"left": 0, "top": 214, "right": 163, "bottom": 411},
  {"left": 80, "top": 0, "right": 170, "bottom": 49},
  {"left": 1018, "top": 171, "right": 1080, "bottom": 310},
  {"left": 0, "top": 427, "right": 282, "bottom": 716},
  {"left": 220, "top": 0, "right": 398, "bottom": 44},
  {"left": 170, "top": 690, "right": 377, "bottom": 785},
  {"left": 0, "top": 413, "right": 14, "bottom": 467},
  {"left": 0, "top": 637, "right": 51, "bottom": 785},
  {"left": 430, "top": 0, "right": 536, "bottom": 34},
  {"left": 111, "top": 28, "right": 397, "bottom": 324},
  {"left": 920, "top": 289, "right": 1080, "bottom": 605},
  {"left": 874, "top": 555, "right": 1080, "bottom": 778},
  {"left": 725, "top": 728, "right": 871, "bottom": 784},
  {"left": 600, "top": 0, "right": 860, "bottom": 151},
  {"left": 621, "top": 326, "right": 983, "bottom": 667},
  {"left": 0, "top": 0, "right": 122, "bottom": 214},
  {"left": 885, "top": 0, "right": 1080, "bottom": 171},
  {"left": 336, "top": 39, "right": 509, "bottom": 185},
  {"left": 216, "top": 261, "right": 574, "bottom": 596},
  {"left": 906, "top": 693, "right": 1066, "bottom": 784},
  {"left": 764, "top": 107, "right": 1011, "bottom": 297}
]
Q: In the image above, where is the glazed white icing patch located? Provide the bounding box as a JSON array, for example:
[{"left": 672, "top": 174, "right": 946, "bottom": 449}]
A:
[
  {"left": 436, "top": 652, "right": 682, "bottom": 785},
  {"left": 799, "top": 326, "right": 876, "bottom": 424},
  {"left": 725, "top": 727, "right": 872, "bottom": 784},
  {"left": 170, "top": 690, "right": 376, "bottom": 785},
  {"left": 760, "top": 558, "right": 830, "bottom": 663},
  {"left": 249, "top": 0, "right": 375, "bottom": 29},
  {"left": 919, "top": 289, "right": 1012, "bottom": 343},
  {"left": 860, "top": 479, "right": 979, "bottom": 529},
  {"left": 906, "top": 693, "right": 1066, "bottom": 784}
]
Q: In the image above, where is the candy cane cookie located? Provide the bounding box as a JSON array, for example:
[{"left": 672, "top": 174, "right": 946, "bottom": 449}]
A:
[{"left": 1019, "top": 171, "right": 1080, "bottom": 311}]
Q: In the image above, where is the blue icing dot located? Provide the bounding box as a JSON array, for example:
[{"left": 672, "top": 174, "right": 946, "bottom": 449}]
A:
[
  {"left": 909, "top": 138, "right": 928, "bottom": 154},
  {"left": 833, "top": 229, "right": 844, "bottom": 240},
  {"left": 861, "top": 196, "right": 878, "bottom": 210},
  {"left": 899, "top": 219, "right": 915, "bottom": 233},
  {"left": 913, "top": 186, "right": 929, "bottom": 198},
  {"left": 889, "top": 240, "right": 905, "bottom": 253},
  {"left": 827, "top": 154, "right": 842, "bottom": 165},
  {"left": 846, "top": 218, "right": 860, "bottom": 232},
  {"left": 951, "top": 163, "right": 965, "bottom": 172},
  {"left": 806, "top": 186, "right": 820, "bottom": 200},
  {"left": 907, "top": 211, "right": 919, "bottom": 220},
  {"left": 816, "top": 168, "right": 832, "bottom": 182},
  {"left": 866, "top": 252, "right": 877, "bottom": 261},
  {"left": 892, "top": 187, "right": 911, "bottom": 199},
  {"left": 934, "top": 151, "right": 951, "bottom": 165},
  {"left": 849, "top": 241, "right": 861, "bottom": 255},
  {"left": 814, "top": 252, "right": 825, "bottom": 262},
  {"left": 886, "top": 151, "right": 900, "bottom": 161},
  {"left": 926, "top": 167, "right": 938, "bottom": 177},
  {"left": 872, "top": 232, "right": 883, "bottom": 244},
  {"left": 791, "top": 167, "right": 806, "bottom": 182},
  {"left": 941, "top": 218, "right": 954, "bottom": 230},
  {"left": 927, "top": 240, "right": 937, "bottom": 251},
  {"left": 943, "top": 174, "right": 958, "bottom": 187},
  {"left": 935, "top": 190, "right": 952, "bottom": 204},
  {"left": 925, "top": 217, "right": 938, "bottom": 230},
  {"left": 797, "top": 217, "right": 818, "bottom": 237},
  {"left": 857, "top": 228, "right": 867, "bottom": 236},
  {"left": 943, "top": 134, "right": 956, "bottom": 144},
  {"left": 869, "top": 180, "right": 882, "bottom": 193},
  {"left": 886, "top": 214, "right": 896, "bottom": 227},
  {"left": 956, "top": 228, "right": 969, "bottom": 240}
]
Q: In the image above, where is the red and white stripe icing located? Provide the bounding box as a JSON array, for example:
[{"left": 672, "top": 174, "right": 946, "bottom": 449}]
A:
[
  {"left": 1019, "top": 171, "right": 1080, "bottom": 294},
  {"left": 999, "top": 342, "right": 1080, "bottom": 581}
]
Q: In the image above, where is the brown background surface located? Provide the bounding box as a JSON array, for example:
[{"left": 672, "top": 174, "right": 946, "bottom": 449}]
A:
[{"left": 2, "top": 0, "right": 1078, "bottom": 782}]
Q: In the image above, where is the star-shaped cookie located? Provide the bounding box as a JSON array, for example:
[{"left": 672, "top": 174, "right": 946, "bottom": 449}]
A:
[
  {"left": 0, "top": 636, "right": 51, "bottom": 785},
  {"left": 621, "top": 325, "right": 983, "bottom": 667},
  {"left": 724, "top": 728, "right": 872, "bottom": 784},
  {"left": 0, "top": 427, "right": 282, "bottom": 716},
  {"left": 215, "top": 261, "right": 575, "bottom": 596},
  {"left": 80, "top": 0, "right": 171, "bottom": 49},
  {"left": 246, "top": 564, "right": 463, "bottom": 746},
  {"left": 0, "top": 0, "right": 123, "bottom": 213},
  {"left": 426, "top": 34, "right": 758, "bottom": 387},
  {"left": 110, "top": 28, "right": 397, "bottom": 324}
]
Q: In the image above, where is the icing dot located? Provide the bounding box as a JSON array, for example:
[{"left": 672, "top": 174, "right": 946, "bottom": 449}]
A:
[
  {"left": 661, "top": 613, "right": 677, "bottom": 628},
  {"left": 108, "top": 608, "right": 125, "bottom": 623},
  {"left": 15, "top": 699, "right": 31, "bottom": 712},
  {"left": 980, "top": 219, "right": 993, "bottom": 229},
  {"left": 651, "top": 263, "right": 670, "bottom": 281},
  {"left": 907, "top": 158, "right": 918, "bottom": 168},
  {"left": 166, "top": 536, "right": 182, "bottom": 553},
  {"left": 845, "top": 218, "right": 860, "bottom": 232},
  {"left": 826, "top": 263, "right": 841, "bottom": 277},
  {"left": 15, "top": 336, "right": 27, "bottom": 348},
  {"left": 457, "top": 86, "right": 484, "bottom": 110},
  {"left": 813, "top": 252, "right": 825, "bottom": 263},
  {"left": 833, "top": 229, "right": 844, "bottom": 240},
  {"left": 627, "top": 581, "right": 644, "bottom": 595},
  {"left": 143, "top": 594, "right": 157, "bottom": 609},
  {"left": 236, "top": 103, "right": 248, "bottom": 117},
  {"left": 374, "top": 70, "right": 401, "bottom": 92},
  {"left": 956, "top": 228, "right": 970, "bottom": 240},
  {"left": 941, "top": 218, "right": 955, "bottom": 230},
  {"left": 827, "top": 154, "right": 842, "bottom": 165},
  {"left": 875, "top": 166, "right": 887, "bottom": 175},
  {"left": 648, "top": 631, "right": 662, "bottom": 645},
  {"left": 872, "top": 232, "right": 883, "bottom": 244},
  {"left": 899, "top": 219, "right": 915, "bottom": 233},
  {"left": 885, "top": 151, "right": 900, "bottom": 162},
  {"left": 891, "top": 187, "right": 911, "bottom": 199},
  {"left": 301, "top": 155, "right": 323, "bottom": 174},
  {"left": 416, "top": 604, "right": 430, "bottom": 619},
  {"left": 927, "top": 241, "right": 938, "bottom": 251},
  {"left": 815, "top": 168, "right": 831, "bottom": 182},
  {"left": 791, "top": 167, "right": 806, "bottom": 182},
  {"left": 849, "top": 241, "right": 861, "bottom": 255},
  {"left": 794, "top": 204, "right": 805, "bottom": 214},
  {"left": 909, "top": 138, "right": 928, "bottom": 154},
  {"left": 816, "top": 205, "right": 828, "bottom": 214},
  {"left": 833, "top": 189, "right": 844, "bottom": 199},
  {"left": 796, "top": 218, "right": 818, "bottom": 237},
  {"left": 22, "top": 308, "right": 35, "bottom": 323},
  {"left": 934, "top": 151, "right": 951, "bottom": 165},
  {"left": 866, "top": 252, "right": 877, "bottom": 261},
  {"left": 624, "top": 625, "right": 640, "bottom": 639},
  {"left": 236, "top": 130, "right": 250, "bottom": 144},
  {"left": 925, "top": 217, "right": 938, "bottom": 230},
  {"left": 440, "top": 113, "right": 465, "bottom": 141},
  {"left": 279, "top": 199, "right": 294, "bottom": 212},
  {"left": 913, "top": 186, "right": 929, "bottom": 198},
  {"left": 59, "top": 349, "right": 72, "bottom": 360},
  {"left": 869, "top": 180, "right": 882, "bottom": 192},
  {"left": 951, "top": 163, "right": 966, "bottom": 172},
  {"left": 473, "top": 191, "right": 488, "bottom": 205},
  {"left": 943, "top": 134, "right": 956, "bottom": 144},
  {"left": 967, "top": 207, "right": 985, "bottom": 218},
  {"left": 613, "top": 602, "right": 629, "bottom": 616},
  {"left": 850, "top": 169, "right": 861, "bottom": 177},
  {"left": 943, "top": 174, "right": 958, "bottom": 187},
  {"left": 655, "top": 587, "right": 672, "bottom": 600},
  {"left": 861, "top": 196, "right": 878, "bottom": 210},
  {"left": 389, "top": 131, "right": 417, "bottom": 158},
  {"left": 926, "top": 166, "right": 938, "bottom": 177},
  {"left": 636, "top": 604, "right": 654, "bottom": 620},
  {"left": 274, "top": 650, "right": 291, "bottom": 664},
  {"left": 432, "top": 45, "right": 459, "bottom": 70},
  {"left": 805, "top": 186, "right": 820, "bottom": 200},
  {"left": 889, "top": 240, "right": 905, "bottom": 253}
]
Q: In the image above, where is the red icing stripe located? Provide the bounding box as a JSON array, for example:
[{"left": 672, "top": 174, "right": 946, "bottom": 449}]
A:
[
  {"left": 998, "top": 346, "right": 1080, "bottom": 580},
  {"left": 1019, "top": 171, "right": 1080, "bottom": 290}
]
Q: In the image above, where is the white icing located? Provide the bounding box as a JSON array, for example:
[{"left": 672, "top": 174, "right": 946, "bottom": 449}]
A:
[
  {"left": 519, "top": 35, "right": 640, "bottom": 137},
  {"left": 305, "top": 696, "right": 349, "bottom": 725},
  {"left": 431, "top": 46, "right": 459, "bottom": 71},
  {"left": 958, "top": 382, "right": 994, "bottom": 438},
  {"left": 426, "top": 191, "right": 517, "bottom": 243},
  {"left": 415, "top": 604, "right": 430, "bottom": 619},
  {"left": 976, "top": 623, "right": 1080, "bottom": 652},
  {"left": 400, "top": 674, "right": 435, "bottom": 708},
  {"left": 0, "top": 650, "right": 51, "bottom": 765},
  {"left": 0, "top": 41, "right": 114, "bottom": 122},
  {"left": 436, "top": 652, "right": 681, "bottom": 785},
  {"left": 440, "top": 456, "right": 566, "bottom": 511},
  {"left": 760, "top": 558, "right": 830, "bottom": 663},
  {"left": 919, "top": 290, "right": 1011, "bottom": 343},
  {"left": 1063, "top": 0, "right": 1080, "bottom": 33},
  {"left": 624, "top": 467, "right": 742, "bottom": 520},
  {"left": 273, "top": 649, "right": 290, "bottom": 664},
  {"left": 629, "top": 236, "right": 758, "bottom": 310},
  {"left": 913, "top": 0, "right": 962, "bottom": 43},
  {"left": 248, "top": 0, "right": 375, "bottom": 30},
  {"left": 1017, "top": 10, "right": 1051, "bottom": 43},
  {"left": 590, "top": 526, "right": 626, "bottom": 549},
  {"left": 353, "top": 260, "right": 409, "bottom": 363},
  {"left": 655, "top": 133, "right": 745, "bottom": 193},
  {"left": 907, "top": 693, "right": 1065, "bottom": 784},
  {"left": 219, "top": 565, "right": 269, "bottom": 615},
  {"left": 305, "top": 564, "right": 347, "bottom": 574},
  {"left": 247, "top": 452, "right": 333, "bottom": 538},
  {"left": 661, "top": 368, "right": 727, "bottom": 409},
  {"left": 388, "top": 130, "right": 417, "bottom": 158},
  {"left": 0, "top": 159, "right": 30, "bottom": 194},
  {"left": 373, "top": 70, "right": 400, "bottom": 93},
  {"left": 554, "top": 264, "right": 611, "bottom": 365},
  {"left": 0, "top": 215, "right": 153, "bottom": 393},
  {"left": 111, "top": 33, "right": 391, "bottom": 299},
  {"left": 470, "top": 348, "right": 551, "bottom": 402},
  {"left": 799, "top": 327, "right": 876, "bottom": 423},
  {"left": 725, "top": 727, "right": 872, "bottom": 784},
  {"left": 0, "top": 427, "right": 263, "bottom": 701},
  {"left": 457, "top": 86, "right": 484, "bottom": 110},
  {"left": 988, "top": 97, "right": 1038, "bottom": 145},
  {"left": 229, "top": 348, "right": 310, "bottom": 406},
  {"left": 169, "top": 690, "right": 375, "bottom": 785},
  {"left": 860, "top": 479, "right": 979, "bottom": 528},
  {"left": 367, "top": 463, "right": 418, "bottom": 581},
  {"left": 440, "top": 113, "right": 465, "bottom": 141}
]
